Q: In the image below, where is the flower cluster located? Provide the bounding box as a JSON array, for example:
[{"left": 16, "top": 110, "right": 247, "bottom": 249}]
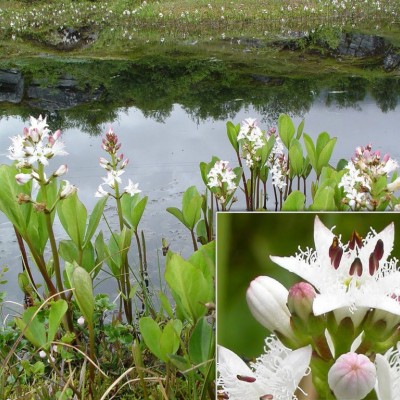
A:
[
  {"left": 237, "top": 118, "right": 265, "bottom": 169},
  {"left": 219, "top": 217, "right": 400, "bottom": 400},
  {"left": 207, "top": 160, "right": 238, "bottom": 205},
  {"left": 96, "top": 127, "right": 141, "bottom": 198},
  {"left": 270, "top": 154, "right": 288, "bottom": 191},
  {"left": 8, "top": 115, "right": 76, "bottom": 199},
  {"left": 8, "top": 115, "right": 67, "bottom": 169},
  {"left": 339, "top": 144, "right": 399, "bottom": 210}
]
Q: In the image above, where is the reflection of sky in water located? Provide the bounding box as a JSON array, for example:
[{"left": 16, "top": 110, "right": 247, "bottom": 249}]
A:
[{"left": 0, "top": 96, "right": 399, "bottom": 309}]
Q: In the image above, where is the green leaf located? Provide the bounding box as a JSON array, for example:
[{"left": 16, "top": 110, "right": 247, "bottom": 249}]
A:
[
  {"left": 169, "top": 354, "right": 192, "bottom": 371},
  {"left": 15, "top": 306, "right": 47, "bottom": 349},
  {"left": 189, "top": 317, "right": 214, "bottom": 375},
  {"left": 296, "top": 119, "right": 305, "bottom": 140},
  {"left": 48, "top": 299, "right": 68, "bottom": 345},
  {"left": 165, "top": 253, "right": 211, "bottom": 324},
  {"left": 121, "top": 194, "right": 148, "bottom": 231},
  {"left": 57, "top": 192, "right": 87, "bottom": 248},
  {"left": 309, "top": 187, "right": 337, "bottom": 211},
  {"left": 0, "top": 164, "right": 30, "bottom": 235},
  {"left": 182, "top": 186, "right": 202, "bottom": 230},
  {"left": 83, "top": 196, "right": 108, "bottom": 247},
  {"left": 226, "top": 121, "right": 240, "bottom": 152},
  {"left": 166, "top": 207, "right": 186, "bottom": 227},
  {"left": 59, "top": 240, "right": 78, "bottom": 263},
  {"left": 336, "top": 158, "right": 348, "bottom": 171},
  {"left": 282, "top": 191, "right": 306, "bottom": 211},
  {"left": 159, "top": 291, "right": 174, "bottom": 319},
  {"left": 316, "top": 137, "right": 337, "bottom": 175},
  {"left": 278, "top": 114, "right": 295, "bottom": 149},
  {"left": 288, "top": 138, "right": 303, "bottom": 176},
  {"left": 160, "top": 319, "right": 182, "bottom": 361},
  {"left": 72, "top": 266, "right": 94, "bottom": 326},
  {"left": 316, "top": 132, "right": 331, "bottom": 155},
  {"left": 303, "top": 133, "right": 317, "bottom": 172},
  {"left": 188, "top": 241, "right": 215, "bottom": 281},
  {"left": 139, "top": 316, "right": 163, "bottom": 361}
]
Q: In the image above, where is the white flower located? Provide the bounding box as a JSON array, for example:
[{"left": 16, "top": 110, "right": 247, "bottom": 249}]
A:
[
  {"left": 124, "top": 179, "right": 141, "bottom": 196},
  {"left": 102, "top": 170, "right": 125, "bottom": 188},
  {"left": 8, "top": 116, "right": 66, "bottom": 168},
  {"left": 95, "top": 184, "right": 109, "bottom": 198},
  {"left": 246, "top": 276, "right": 294, "bottom": 340},
  {"left": 217, "top": 336, "right": 312, "bottom": 400},
  {"left": 77, "top": 316, "right": 85, "bottom": 326},
  {"left": 270, "top": 216, "right": 400, "bottom": 327},
  {"left": 375, "top": 344, "right": 400, "bottom": 400},
  {"left": 39, "top": 350, "right": 46, "bottom": 358},
  {"left": 60, "top": 180, "right": 77, "bottom": 199}
]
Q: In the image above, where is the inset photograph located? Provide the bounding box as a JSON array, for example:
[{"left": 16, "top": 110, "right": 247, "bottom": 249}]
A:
[{"left": 217, "top": 212, "right": 400, "bottom": 400}]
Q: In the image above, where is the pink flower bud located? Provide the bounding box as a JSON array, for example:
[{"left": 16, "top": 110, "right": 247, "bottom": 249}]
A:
[
  {"left": 328, "top": 352, "right": 376, "bottom": 400},
  {"left": 52, "top": 129, "right": 62, "bottom": 141},
  {"left": 287, "top": 282, "right": 316, "bottom": 322}
]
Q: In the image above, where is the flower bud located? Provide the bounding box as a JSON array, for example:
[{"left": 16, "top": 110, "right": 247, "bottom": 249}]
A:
[
  {"left": 246, "top": 276, "right": 294, "bottom": 340},
  {"left": 53, "top": 164, "right": 68, "bottom": 177},
  {"left": 387, "top": 177, "right": 400, "bottom": 192},
  {"left": 60, "top": 180, "right": 77, "bottom": 199},
  {"left": 328, "top": 352, "right": 376, "bottom": 400},
  {"left": 39, "top": 350, "right": 46, "bottom": 358},
  {"left": 287, "top": 282, "right": 316, "bottom": 323},
  {"left": 77, "top": 316, "right": 85, "bottom": 326},
  {"left": 15, "top": 173, "right": 32, "bottom": 185}
]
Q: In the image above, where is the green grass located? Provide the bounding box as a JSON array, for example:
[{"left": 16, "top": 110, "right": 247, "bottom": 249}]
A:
[{"left": 0, "top": 0, "right": 399, "bottom": 59}]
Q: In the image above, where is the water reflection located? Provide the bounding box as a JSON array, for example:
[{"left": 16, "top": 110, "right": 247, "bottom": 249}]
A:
[
  {"left": 0, "top": 57, "right": 399, "bottom": 306},
  {"left": 0, "top": 58, "right": 399, "bottom": 135}
]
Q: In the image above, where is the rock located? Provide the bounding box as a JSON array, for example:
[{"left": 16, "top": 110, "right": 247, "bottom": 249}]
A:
[
  {"left": 383, "top": 52, "right": 400, "bottom": 72},
  {"left": 336, "top": 33, "right": 387, "bottom": 57},
  {"left": 251, "top": 75, "right": 285, "bottom": 86},
  {"left": 0, "top": 69, "right": 24, "bottom": 103},
  {"left": 27, "top": 75, "right": 102, "bottom": 111}
]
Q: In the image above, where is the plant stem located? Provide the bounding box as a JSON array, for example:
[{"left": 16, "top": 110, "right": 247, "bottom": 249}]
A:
[
  {"left": 235, "top": 149, "right": 250, "bottom": 210},
  {"left": 190, "top": 229, "right": 198, "bottom": 252}
]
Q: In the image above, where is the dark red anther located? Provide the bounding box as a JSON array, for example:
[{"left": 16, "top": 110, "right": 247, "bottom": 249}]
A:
[
  {"left": 369, "top": 253, "right": 379, "bottom": 275},
  {"left": 374, "top": 239, "right": 384, "bottom": 261},
  {"left": 237, "top": 375, "right": 256, "bottom": 383},
  {"left": 349, "top": 230, "right": 363, "bottom": 250},
  {"left": 329, "top": 237, "right": 343, "bottom": 269},
  {"left": 349, "top": 257, "right": 363, "bottom": 276},
  {"left": 260, "top": 395, "right": 274, "bottom": 400}
]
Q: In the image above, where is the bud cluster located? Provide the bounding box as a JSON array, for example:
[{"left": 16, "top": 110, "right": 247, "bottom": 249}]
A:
[
  {"left": 96, "top": 127, "right": 141, "bottom": 198},
  {"left": 339, "top": 144, "right": 399, "bottom": 210}
]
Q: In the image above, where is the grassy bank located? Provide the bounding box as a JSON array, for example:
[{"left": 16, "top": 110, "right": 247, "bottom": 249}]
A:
[{"left": 0, "top": 0, "right": 399, "bottom": 59}]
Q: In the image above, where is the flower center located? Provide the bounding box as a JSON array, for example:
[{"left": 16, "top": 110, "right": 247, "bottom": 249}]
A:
[{"left": 329, "top": 233, "right": 384, "bottom": 277}]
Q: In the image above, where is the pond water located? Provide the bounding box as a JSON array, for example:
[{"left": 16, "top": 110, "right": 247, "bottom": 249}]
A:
[{"left": 0, "top": 57, "right": 399, "bottom": 310}]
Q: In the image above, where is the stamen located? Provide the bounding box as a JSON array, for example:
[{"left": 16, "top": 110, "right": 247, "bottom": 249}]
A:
[
  {"left": 349, "top": 230, "right": 363, "bottom": 250},
  {"left": 260, "top": 395, "right": 273, "bottom": 400},
  {"left": 236, "top": 375, "right": 256, "bottom": 383},
  {"left": 349, "top": 257, "right": 363, "bottom": 276},
  {"left": 329, "top": 237, "right": 343, "bottom": 269}
]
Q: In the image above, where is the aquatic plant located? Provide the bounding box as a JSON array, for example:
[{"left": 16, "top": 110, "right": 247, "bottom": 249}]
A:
[{"left": 0, "top": 115, "right": 215, "bottom": 399}]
